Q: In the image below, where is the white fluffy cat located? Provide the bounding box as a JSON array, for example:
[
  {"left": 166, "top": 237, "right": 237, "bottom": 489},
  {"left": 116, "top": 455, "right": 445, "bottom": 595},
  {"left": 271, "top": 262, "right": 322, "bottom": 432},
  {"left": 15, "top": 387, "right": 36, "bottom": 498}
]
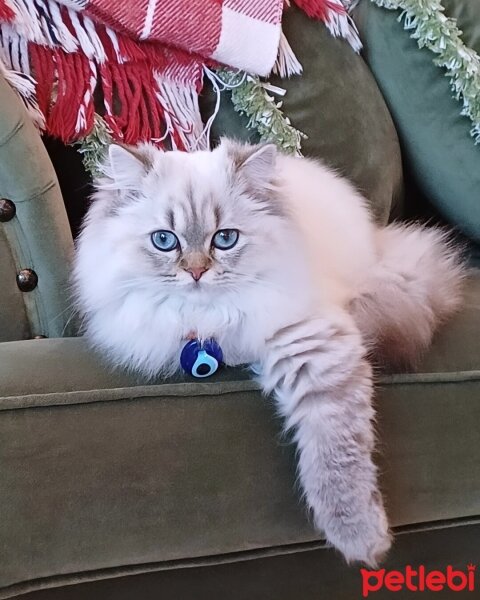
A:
[{"left": 73, "top": 139, "right": 465, "bottom": 566}]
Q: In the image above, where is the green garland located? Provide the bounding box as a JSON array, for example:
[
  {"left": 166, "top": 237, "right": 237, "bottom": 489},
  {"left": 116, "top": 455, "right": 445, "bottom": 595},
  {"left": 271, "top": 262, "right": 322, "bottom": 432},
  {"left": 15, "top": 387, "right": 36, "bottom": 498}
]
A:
[
  {"left": 371, "top": 0, "right": 480, "bottom": 144},
  {"left": 214, "top": 69, "right": 306, "bottom": 155},
  {"left": 75, "top": 114, "right": 112, "bottom": 177},
  {"left": 77, "top": 71, "right": 305, "bottom": 176}
]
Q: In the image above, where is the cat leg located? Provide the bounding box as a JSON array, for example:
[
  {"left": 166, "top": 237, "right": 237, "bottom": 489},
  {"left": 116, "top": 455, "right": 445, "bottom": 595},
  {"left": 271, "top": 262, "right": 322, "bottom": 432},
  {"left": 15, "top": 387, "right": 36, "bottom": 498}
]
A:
[{"left": 259, "top": 313, "right": 391, "bottom": 566}]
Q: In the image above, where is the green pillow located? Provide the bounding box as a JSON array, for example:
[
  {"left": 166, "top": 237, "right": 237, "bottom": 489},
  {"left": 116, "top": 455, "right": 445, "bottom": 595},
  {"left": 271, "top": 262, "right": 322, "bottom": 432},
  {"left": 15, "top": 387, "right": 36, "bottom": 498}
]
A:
[
  {"left": 201, "top": 5, "right": 404, "bottom": 225},
  {"left": 354, "top": 0, "right": 480, "bottom": 243}
]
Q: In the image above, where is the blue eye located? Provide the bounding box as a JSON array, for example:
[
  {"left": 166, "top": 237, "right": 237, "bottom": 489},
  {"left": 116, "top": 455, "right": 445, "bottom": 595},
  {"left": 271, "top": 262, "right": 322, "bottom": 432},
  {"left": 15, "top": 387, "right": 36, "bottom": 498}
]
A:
[
  {"left": 151, "top": 230, "right": 179, "bottom": 252},
  {"left": 212, "top": 229, "right": 239, "bottom": 250}
]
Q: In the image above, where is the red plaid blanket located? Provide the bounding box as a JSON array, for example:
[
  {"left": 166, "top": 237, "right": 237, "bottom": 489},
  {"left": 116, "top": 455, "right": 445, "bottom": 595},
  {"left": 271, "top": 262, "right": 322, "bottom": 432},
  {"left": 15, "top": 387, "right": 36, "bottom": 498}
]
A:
[
  {"left": 68, "top": 0, "right": 284, "bottom": 75},
  {"left": 0, "top": 0, "right": 359, "bottom": 150}
]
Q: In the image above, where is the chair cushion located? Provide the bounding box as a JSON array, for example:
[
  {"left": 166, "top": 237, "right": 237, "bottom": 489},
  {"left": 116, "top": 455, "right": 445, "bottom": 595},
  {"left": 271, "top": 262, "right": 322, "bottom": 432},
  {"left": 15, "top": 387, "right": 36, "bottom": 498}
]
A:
[
  {"left": 354, "top": 0, "right": 480, "bottom": 243},
  {"left": 0, "top": 274, "right": 479, "bottom": 599},
  {"left": 7, "top": 522, "right": 480, "bottom": 600}
]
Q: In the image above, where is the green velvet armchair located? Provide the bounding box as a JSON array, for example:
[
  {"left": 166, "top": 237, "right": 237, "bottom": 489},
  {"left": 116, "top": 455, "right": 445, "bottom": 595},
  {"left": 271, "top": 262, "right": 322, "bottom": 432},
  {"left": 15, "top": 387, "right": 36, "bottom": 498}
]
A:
[{"left": 1, "top": 9, "right": 479, "bottom": 599}]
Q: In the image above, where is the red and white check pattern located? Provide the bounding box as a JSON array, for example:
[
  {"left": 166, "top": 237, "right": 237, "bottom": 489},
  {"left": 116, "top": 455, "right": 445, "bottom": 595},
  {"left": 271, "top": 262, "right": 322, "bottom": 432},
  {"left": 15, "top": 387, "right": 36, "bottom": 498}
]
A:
[
  {"left": 0, "top": 0, "right": 360, "bottom": 149},
  {"left": 64, "top": 0, "right": 284, "bottom": 76}
]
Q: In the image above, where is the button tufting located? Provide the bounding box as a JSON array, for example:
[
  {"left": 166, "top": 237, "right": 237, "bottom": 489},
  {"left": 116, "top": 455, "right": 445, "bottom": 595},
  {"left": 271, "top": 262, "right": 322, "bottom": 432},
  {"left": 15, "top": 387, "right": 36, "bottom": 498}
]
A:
[
  {"left": 0, "top": 198, "right": 16, "bottom": 222},
  {"left": 16, "top": 268, "right": 38, "bottom": 292}
]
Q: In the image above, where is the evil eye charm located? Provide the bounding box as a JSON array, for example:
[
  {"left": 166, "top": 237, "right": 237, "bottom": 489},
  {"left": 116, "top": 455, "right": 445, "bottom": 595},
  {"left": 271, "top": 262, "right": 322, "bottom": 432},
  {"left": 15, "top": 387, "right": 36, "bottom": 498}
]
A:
[{"left": 180, "top": 339, "right": 223, "bottom": 378}]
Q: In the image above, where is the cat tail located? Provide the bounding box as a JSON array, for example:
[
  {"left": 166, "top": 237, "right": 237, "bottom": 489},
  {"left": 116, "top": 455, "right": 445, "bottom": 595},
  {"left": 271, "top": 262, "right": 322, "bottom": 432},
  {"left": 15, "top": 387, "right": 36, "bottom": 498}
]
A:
[{"left": 351, "top": 223, "right": 467, "bottom": 371}]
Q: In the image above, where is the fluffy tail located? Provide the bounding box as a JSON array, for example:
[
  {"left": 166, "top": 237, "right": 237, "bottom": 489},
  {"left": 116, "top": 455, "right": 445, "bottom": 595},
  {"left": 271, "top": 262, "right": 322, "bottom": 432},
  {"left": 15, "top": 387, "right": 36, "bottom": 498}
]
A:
[{"left": 351, "top": 224, "right": 467, "bottom": 370}]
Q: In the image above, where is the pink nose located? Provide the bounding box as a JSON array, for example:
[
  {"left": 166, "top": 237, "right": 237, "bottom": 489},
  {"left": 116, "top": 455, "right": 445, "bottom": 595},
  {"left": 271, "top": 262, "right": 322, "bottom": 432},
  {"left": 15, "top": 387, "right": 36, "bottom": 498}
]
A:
[{"left": 186, "top": 267, "right": 208, "bottom": 281}]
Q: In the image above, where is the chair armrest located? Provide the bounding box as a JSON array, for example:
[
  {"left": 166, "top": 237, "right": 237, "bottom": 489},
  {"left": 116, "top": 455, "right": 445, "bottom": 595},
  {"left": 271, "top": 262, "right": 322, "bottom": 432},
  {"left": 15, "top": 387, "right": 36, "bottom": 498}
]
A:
[{"left": 0, "top": 73, "right": 75, "bottom": 340}]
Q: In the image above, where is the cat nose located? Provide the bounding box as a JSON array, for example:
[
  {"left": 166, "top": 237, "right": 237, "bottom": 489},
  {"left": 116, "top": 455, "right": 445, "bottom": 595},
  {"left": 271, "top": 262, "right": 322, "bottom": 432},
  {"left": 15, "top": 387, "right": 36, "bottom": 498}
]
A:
[{"left": 186, "top": 267, "right": 208, "bottom": 281}]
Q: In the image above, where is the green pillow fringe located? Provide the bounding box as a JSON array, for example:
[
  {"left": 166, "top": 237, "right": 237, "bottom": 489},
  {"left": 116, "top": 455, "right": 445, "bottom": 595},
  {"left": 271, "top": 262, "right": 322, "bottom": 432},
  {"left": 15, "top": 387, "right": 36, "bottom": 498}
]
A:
[{"left": 370, "top": 0, "right": 480, "bottom": 144}]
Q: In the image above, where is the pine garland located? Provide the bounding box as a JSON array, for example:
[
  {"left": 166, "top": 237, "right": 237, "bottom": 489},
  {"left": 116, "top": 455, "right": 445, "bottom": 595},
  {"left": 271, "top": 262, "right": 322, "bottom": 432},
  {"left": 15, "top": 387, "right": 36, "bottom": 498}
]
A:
[
  {"left": 76, "top": 69, "right": 306, "bottom": 176},
  {"left": 371, "top": 0, "right": 480, "bottom": 144},
  {"left": 74, "top": 114, "right": 112, "bottom": 177},
  {"left": 217, "top": 68, "right": 306, "bottom": 155}
]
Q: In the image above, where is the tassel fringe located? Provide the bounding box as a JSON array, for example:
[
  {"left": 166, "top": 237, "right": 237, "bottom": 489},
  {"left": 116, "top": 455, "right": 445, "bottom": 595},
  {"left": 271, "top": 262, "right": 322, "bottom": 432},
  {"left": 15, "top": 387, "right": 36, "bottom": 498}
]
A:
[
  {"left": 292, "top": 0, "right": 362, "bottom": 52},
  {"left": 0, "top": 0, "right": 365, "bottom": 172},
  {"left": 155, "top": 75, "right": 206, "bottom": 151},
  {"left": 0, "top": 57, "right": 45, "bottom": 127},
  {"left": 0, "top": 0, "right": 15, "bottom": 21},
  {"left": 273, "top": 30, "right": 303, "bottom": 77},
  {"left": 1, "top": 0, "right": 204, "bottom": 150}
]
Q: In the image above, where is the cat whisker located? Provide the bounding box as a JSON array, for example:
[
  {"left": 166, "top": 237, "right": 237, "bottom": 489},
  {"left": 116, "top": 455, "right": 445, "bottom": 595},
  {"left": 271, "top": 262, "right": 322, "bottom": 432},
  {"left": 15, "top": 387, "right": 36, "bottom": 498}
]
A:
[{"left": 60, "top": 308, "right": 79, "bottom": 336}]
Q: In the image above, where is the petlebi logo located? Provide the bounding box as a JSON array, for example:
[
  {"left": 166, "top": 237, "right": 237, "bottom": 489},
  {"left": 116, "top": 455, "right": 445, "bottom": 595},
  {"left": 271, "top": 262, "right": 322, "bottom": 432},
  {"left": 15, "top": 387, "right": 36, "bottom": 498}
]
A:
[{"left": 361, "top": 564, "right": 476, "bottom": 597}]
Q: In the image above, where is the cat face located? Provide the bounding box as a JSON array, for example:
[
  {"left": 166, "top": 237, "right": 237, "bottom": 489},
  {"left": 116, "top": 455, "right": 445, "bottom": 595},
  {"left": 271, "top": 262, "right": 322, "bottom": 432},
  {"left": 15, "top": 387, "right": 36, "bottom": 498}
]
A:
[{"left": 90, "top": 139, "right": 292, "bottom": 296}]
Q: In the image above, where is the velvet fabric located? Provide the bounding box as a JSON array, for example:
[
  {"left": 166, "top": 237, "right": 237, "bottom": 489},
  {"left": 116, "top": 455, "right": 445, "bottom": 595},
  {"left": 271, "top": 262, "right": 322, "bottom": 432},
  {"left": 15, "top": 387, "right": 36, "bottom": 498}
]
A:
[
  {"left": 1, "top": 10, "right": 479, "bottom": 599},
  {"left": 16, "top": 522, "right": 480, "bottom": 600},
  {"left": 0, "top": 74, "right": 75, "bottom": 341},
  {"left": 0, "top": 228, "right": 29, "bottom": 340},
  {"left": 1, "top": 275, "right": 479, "bottom": 599},
  {"left": 354, "top": 0, "right": 480, "bottom": 242}
]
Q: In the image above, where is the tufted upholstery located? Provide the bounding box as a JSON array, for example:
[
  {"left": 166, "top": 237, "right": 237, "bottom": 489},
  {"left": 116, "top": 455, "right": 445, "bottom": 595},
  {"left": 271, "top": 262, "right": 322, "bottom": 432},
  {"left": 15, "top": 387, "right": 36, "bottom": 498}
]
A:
[{"left": 0, "top": 74, "right": 75, "bottom": 341}]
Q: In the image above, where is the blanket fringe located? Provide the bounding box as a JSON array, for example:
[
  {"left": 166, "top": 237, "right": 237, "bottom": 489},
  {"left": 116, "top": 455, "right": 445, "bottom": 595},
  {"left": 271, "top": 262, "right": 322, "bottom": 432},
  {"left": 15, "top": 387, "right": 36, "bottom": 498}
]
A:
[
  {"left": 155, "top": 75, "right": 206, "bottom": 151},
  {"left": 273, "top": 30, "right": 303, "bottom": 77},
  {"left": 9, "top": 0, "right": 56, "bottom": 46},
  {"left": 1, "top": 24, "right": 31, "bottom": 73},
  {"left": 0, "top": 0, "right": 357, "bottom": 168},
  {"left": 1, "top": 1, "right": 205, "bottom": 148},
  {"left": 75, "top": 57, "right": 96, "bottom": 134},
  {"left": 4, "top": 0, "right": 206, "bottom": 150},
  {"left": 0, "top": 0, "right": 15, "bottom": 21},
  {"left": 292, "top": 0, "right": 362, "bottom": 52},
  {"left": 68, "top": 10, "right": 106, "bottom": 61},
  {"left": 0, "top": 57, "right": 45, "bottom": 127}
]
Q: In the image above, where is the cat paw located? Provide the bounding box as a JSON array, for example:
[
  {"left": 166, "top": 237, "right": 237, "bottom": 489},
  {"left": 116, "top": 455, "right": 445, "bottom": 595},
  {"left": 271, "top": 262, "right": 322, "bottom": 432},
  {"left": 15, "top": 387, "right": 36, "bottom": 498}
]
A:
[{"left": 322, "top": 500, "right": 392, "bottom": 567}]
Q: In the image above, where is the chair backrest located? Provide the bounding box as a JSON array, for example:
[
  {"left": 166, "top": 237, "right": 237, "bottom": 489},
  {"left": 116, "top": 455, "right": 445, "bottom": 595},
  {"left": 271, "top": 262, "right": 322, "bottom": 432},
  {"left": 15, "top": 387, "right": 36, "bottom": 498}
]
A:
[{"left": 0, "top": 74, "right": 76, "bottom": 341}]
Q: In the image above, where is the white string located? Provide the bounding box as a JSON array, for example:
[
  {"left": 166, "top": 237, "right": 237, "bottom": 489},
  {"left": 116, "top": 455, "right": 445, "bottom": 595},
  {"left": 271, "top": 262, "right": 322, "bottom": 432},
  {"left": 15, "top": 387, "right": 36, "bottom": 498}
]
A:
[
  {"left": 196, "top": 66, "right": 222, "bottom": 150},
  {"left": 195, "top": 67, "right": 250, "bottom": 150},
  {"left": 197, "top": 67, "right": 289, "bottom": 150}
]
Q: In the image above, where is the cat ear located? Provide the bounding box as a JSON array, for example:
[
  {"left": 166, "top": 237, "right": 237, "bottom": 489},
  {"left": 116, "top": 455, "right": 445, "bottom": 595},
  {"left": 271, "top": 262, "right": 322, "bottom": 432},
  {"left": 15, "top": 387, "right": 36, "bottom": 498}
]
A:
[
  {"left": 105, "top": 144, "right": 153, "bottom": 189},
  {"left": 221, "top": 139, "right": 277, "bottom": 186},
  {"left": 241, "top": 144, "right": 277, "bottom": 183}
]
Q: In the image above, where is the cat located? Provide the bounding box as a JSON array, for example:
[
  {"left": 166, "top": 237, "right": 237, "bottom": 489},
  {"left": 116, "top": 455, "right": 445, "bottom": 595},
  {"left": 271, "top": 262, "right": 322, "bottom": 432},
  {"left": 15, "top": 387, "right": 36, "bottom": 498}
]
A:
[{"left": 73, "top": 139, "right": 465, "bottom": 566}]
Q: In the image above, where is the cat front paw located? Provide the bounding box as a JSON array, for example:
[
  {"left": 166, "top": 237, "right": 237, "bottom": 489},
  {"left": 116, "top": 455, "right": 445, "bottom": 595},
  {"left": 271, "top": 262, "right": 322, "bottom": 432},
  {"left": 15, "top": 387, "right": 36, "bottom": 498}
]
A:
[{"left": 321, "top": 497, "right": 392, "bottom": 567}]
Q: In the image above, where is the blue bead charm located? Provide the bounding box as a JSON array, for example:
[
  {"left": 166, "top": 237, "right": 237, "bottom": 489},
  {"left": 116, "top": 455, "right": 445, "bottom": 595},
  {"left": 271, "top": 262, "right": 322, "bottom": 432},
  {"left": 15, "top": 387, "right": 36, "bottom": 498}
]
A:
[{"left": 180, "top": 339, "right": 223, "bottom": 378}]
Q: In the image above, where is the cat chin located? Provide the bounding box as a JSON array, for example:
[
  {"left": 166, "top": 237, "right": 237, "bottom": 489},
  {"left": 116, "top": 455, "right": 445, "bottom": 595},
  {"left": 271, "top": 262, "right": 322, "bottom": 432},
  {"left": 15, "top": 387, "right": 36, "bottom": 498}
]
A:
[
  {"left": 173, "top": 282, "right": 218, "bottom": 297},
  {"left": 172, "top": 273, "right": 218, "bottom": 287},
  {"left": 176, "top": 281, "right": 204, "bottom": 290},
  {"left": 174, "top": 279, "right": 241, "bottom": 295}
]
